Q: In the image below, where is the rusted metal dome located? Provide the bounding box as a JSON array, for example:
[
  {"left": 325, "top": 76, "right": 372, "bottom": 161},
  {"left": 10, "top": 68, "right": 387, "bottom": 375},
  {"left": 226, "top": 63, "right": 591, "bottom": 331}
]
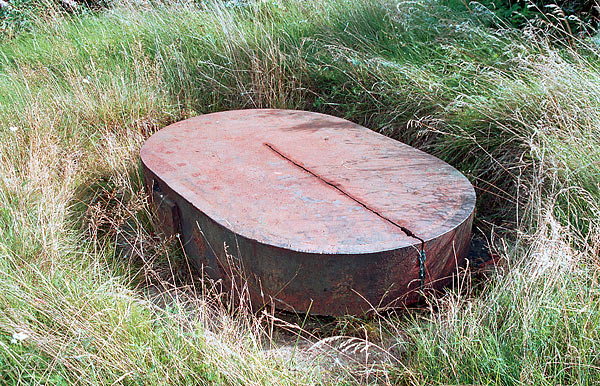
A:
[{"left": 140, "top": 109, "right": 475, "bottom": 315}]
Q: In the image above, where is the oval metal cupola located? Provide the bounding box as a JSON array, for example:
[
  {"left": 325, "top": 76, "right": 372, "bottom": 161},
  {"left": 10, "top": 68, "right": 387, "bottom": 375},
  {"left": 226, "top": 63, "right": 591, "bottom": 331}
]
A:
[{"left": 140, "top": 109, "right": 476, "bottom": 316}]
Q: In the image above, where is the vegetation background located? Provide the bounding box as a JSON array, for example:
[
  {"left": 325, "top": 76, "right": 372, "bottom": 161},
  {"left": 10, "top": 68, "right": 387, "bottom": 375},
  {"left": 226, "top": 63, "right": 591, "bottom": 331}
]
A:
[{"left": 0, "top": 0, "right": 599, "bottom": 385}]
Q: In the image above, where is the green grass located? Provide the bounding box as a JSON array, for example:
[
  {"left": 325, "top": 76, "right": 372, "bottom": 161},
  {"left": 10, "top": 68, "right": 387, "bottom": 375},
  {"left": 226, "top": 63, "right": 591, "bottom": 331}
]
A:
[{"left": 0, "top": 0, "right": 599, "bottom": 384}]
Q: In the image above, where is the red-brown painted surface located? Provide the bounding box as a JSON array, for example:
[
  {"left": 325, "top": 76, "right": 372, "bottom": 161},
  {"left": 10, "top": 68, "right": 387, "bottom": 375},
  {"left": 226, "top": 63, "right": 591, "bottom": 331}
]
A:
[{"left": 140, "top": 109, "right": 476, "bottom": 315}]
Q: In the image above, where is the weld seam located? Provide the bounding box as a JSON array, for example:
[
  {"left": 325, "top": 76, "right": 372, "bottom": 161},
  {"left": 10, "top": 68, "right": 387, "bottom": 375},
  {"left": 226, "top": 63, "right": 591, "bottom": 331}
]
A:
[{"left": 264, "top": 142, "right": 425, "bottom": 246}]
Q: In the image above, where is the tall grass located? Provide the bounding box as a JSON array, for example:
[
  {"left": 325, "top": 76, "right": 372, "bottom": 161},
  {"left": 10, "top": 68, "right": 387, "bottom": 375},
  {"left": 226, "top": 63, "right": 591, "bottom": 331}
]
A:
[{"left": 0, "top": 0, "right": 599, "bottom": 384}]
